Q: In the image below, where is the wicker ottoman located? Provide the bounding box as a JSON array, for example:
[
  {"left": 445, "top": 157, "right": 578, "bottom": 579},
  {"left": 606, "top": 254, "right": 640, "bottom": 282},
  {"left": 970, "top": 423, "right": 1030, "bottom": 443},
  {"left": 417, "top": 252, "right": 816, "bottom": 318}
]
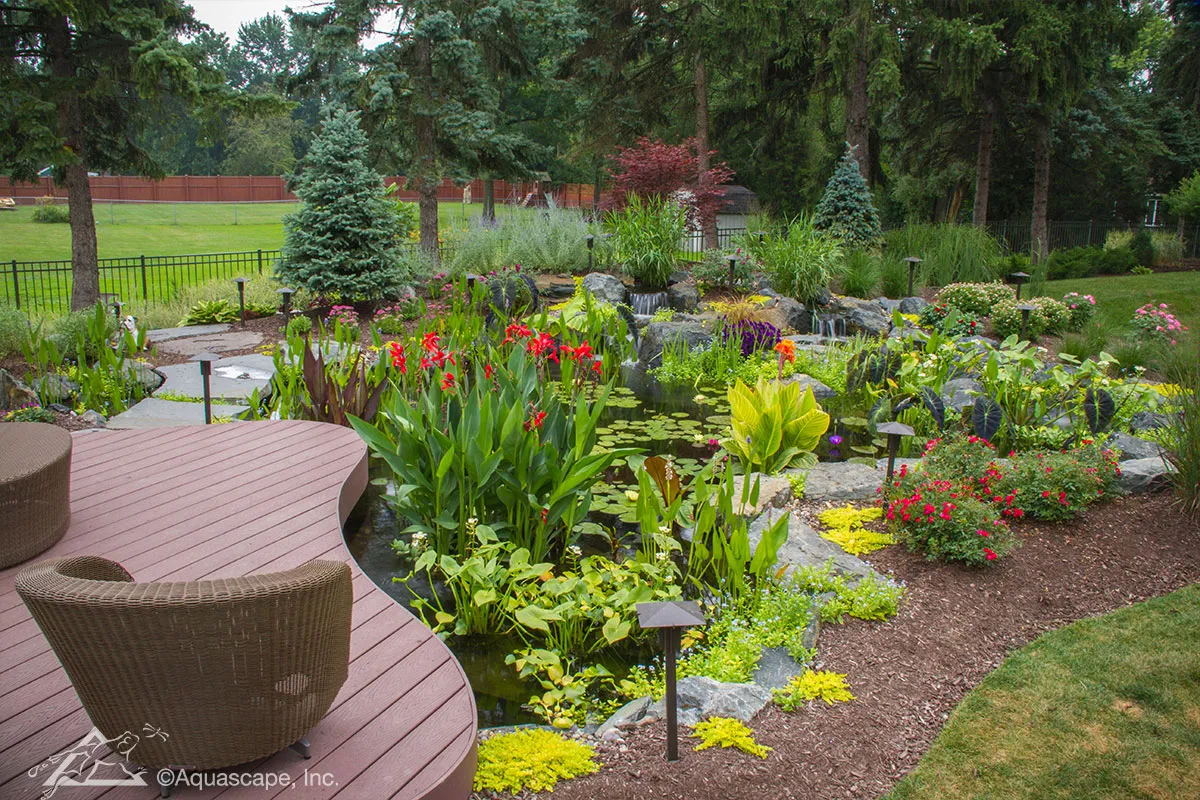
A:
[{"left": 0, "top": 422, "right": 72, "bottom": 568}]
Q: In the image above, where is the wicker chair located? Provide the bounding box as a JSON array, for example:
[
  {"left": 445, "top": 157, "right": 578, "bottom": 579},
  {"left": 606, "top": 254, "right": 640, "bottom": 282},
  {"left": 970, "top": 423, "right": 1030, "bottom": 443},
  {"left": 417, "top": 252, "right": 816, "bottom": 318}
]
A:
[
  {"left": 0, "top": 422, "right": 72, "bottom": 568},
  {"left": 16, "top": 556, "right": 353, "bottom": 793}
]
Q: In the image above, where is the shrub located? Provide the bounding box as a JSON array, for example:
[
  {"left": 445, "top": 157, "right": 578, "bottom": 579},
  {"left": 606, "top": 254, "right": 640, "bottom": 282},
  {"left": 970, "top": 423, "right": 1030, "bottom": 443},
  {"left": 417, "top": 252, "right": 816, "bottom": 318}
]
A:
[
  {"left": 0, "top": 306, "right": 29, "bottom": 358},
  {"left": 691, "top": 247, "right": 757, "bottom": 294},
  {"left": 1029, "top": 296, "right": 1071, "bottom": 335},
  {"left": 1096, "top": 247, "right": 1138, "bottom": 275},
  {"left": 691, "top": 718, "right": 771, "bottom": 758},
  {"left": 840, "top": 249, "right": 880, "bottom": 298},
  {"left": 882, "top": 223, "right": 1002, "bottom": 287},
  {"left": 1044, "top": 245, "right": 1136, "bottom": 279},
  {"left": 1062, "top": 292, "right": 1097, "bottom": 330},
  {"left": 1104, "top": 229, "right": 1133, "bottom": 251},
  {"left": 1130, "top": 228, "right": 1155, "bottom": 268},
  {"left": 1131, "top": 302, "right": 1189, "bottom": 345},
  {"left": 991, "top": 299, "right": 1042, "bottom": 339},
  {"left": 756, "top": 215, "right": 844, "bottom": 304},
  {"left": 607, "top": 194, "right": 686, "bottom": 290},
  {"left": 505, "top": 206, "right": 597, "bottom": 274},
  {"left": 30, "top": 196, "right": 69, "bottom": 223},
  {"left": 995, "top": 445, "right": 1119, "bottom": 522},
  {"left": 279, "top": 107, "right": 403, "bottom": 299},
  {"left": 812, "top": 144, "right": 881, "bottom": 247},
  {"left": 935, "top": 282, "right": 1014, "bottom": 317},
  {"left": 1151, "top": 231, "right": 1184, "bottom": 265},
  {"left": 474, "top": 729, "right": 599, "bottom": 793}
]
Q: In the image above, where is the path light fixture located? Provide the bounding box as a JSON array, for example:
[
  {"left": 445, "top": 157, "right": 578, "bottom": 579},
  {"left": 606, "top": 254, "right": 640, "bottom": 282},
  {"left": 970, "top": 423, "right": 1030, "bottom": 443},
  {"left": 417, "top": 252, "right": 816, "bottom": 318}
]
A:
[
  {"left": 636, "top": 600, "right": 706, "bottom": 762},
  {"left": 727, "top": 255, "right": 738, "bottom": 286},
  {"left": 756, "top": 230, "right": 767, "bottom": 245},
  {"left": 904, "top": 257, "right": 923, "bottom": 298},
  {"left": 586, "top": 234, "right": 595, "bottom": 273},
  {"left": 276, "top": 287, "right": 295, "bottom": 326},
  {"left": 1010, "top": 271, "right": 1030, "bottom": 300},
  {"left": 192, "top": 352, "right": 220, "bottom": 424},
  {"left": 1018, "top": 303, "right": 1036, "bottom": 341},
  {"left": 233, "top": 278, "right": 248, "bottom": 327},
  {"left": 877, "top": 420, "right": 915, "bottom": 481}
]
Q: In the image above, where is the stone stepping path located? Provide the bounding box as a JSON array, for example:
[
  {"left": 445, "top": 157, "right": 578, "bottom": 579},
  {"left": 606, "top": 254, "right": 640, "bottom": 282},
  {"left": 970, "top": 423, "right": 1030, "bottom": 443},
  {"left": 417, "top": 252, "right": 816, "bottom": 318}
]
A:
[
  {"left": 107, "top": 397, "right": 247, "bottom": 429},
  {"left": 155, "top": 329, "right": 264, "bottom": 357},
  {"left": 157, "top": 353, "right": 275, "bottom": 400}
]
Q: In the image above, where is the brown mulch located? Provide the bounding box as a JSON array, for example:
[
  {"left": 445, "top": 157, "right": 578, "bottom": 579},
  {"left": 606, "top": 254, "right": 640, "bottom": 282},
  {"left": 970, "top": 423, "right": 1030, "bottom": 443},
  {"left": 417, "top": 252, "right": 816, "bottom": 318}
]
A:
[{"left": 554, "top": 493, "right": 1200, "bottom": 800}]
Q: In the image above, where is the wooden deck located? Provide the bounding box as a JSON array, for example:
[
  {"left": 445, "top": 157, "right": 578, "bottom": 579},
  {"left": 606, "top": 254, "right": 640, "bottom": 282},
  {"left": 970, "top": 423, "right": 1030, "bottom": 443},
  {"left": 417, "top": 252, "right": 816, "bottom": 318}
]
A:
[{"left": 0, "top": 421, "right": 477, "bottom": 800}]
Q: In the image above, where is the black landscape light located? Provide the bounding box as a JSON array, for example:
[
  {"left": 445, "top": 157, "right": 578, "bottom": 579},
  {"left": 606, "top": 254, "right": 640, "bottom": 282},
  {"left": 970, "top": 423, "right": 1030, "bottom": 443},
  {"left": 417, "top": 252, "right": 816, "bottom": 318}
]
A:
[
  {"left": 904, "top": 256, "right": 923, "bottom": 298},
  {"left": 276, "top": 287, "right": 295, "bottom": 326},
  {"left": 1010, "top": 271, "right": 1030, "bottom": 300},
  {"left": 192, "top": 352, "right": 220, "bottom": 424},
  {"left": 877, "top": 420, "right": 915, "bottom": 481},
  {"left": 636, "top": 600, "right": 706, "bottom": 762},
  {"left": 586, "top": 234, "right": 595, "bottom": 272},
  {"left": 1018, "top": 303, "right": 1036, "bottom": 341},
  {"left": 233, "top": 277, "right": 248, "bottom": 326},
  {"left": 727, "top": 255, "right": 738, "bottom": 286}
]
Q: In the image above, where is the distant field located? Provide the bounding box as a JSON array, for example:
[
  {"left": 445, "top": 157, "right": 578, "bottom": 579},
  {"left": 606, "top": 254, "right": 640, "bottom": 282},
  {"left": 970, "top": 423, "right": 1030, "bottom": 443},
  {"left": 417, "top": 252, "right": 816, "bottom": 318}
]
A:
[{"left": 0, "top": 200, "right": 531, "bottom": 263}]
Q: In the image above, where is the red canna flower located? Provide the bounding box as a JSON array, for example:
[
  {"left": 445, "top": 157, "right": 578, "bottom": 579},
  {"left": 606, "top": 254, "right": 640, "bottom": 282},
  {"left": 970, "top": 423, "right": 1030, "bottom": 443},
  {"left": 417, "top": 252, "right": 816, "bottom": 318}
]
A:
[
  {"left": 524, "top": 408, "right": 548, "bottom": 432},
  {"left": 388, "top": 341, "right": 406, "bottom": 373},
  {"left": 484, "top": 363, "right": 494, "bottom": 379},
  {"left": 440, "top": 372, "right": 456, "bottom": 391},
  {"left": 422, "top": 331, "right": 441, "bottom": 352},
  {"left": 572, "top": 340, "right": 594, "bottom": 362}
]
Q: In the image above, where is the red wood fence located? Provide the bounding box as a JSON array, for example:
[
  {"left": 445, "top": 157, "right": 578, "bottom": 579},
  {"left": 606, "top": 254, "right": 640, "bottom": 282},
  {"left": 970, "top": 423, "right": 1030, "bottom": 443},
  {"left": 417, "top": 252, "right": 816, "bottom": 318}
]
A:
[{"left": 0, "top": 175, "right": 599, "bottom": 207}]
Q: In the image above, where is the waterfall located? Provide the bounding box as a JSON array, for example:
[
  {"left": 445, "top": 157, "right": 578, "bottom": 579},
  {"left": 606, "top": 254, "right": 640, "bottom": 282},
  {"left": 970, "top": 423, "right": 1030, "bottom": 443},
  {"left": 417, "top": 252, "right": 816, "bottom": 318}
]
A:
[
  {"left": 629, "top": 291, "right": 669, "bottom": 315},
  {"left": 810, "top": 312, "right": 847, "bottom": 341}
]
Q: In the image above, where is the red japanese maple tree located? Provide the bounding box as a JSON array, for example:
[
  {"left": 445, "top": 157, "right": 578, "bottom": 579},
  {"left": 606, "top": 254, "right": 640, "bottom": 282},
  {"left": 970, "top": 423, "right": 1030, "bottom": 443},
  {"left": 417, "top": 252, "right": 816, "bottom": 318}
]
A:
[{"left": 608, "top": 137, "right": 733, "bottom": 231}]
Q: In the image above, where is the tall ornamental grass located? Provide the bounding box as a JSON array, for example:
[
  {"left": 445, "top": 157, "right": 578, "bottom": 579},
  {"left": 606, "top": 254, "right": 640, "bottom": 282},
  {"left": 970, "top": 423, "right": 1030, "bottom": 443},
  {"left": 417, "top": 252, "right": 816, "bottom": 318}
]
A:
[
  {"left": 607, "top": 194, "right": 686, "bottom": 290},
  {"left": 752, "top": 215, "right": 843, "bottom": 304},
  {"left": 1162, "top": 337, "right": 1200, "bottom": 519},
  {"left": 883, "top": 223, "right": 1003, "bottom": 288}
]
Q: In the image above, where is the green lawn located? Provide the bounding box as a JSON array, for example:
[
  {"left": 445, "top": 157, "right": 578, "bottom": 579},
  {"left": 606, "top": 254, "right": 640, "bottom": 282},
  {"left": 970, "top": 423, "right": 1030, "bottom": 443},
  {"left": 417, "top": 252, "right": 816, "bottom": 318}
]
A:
[
  {"left": 1047, "top": 271, "right": 1200, "bottom": 334},
  {"left": 0, "top": 201, "right": 528, "bottom": 262},
  {"left": 885, "top": 584, "right": 1200, "bottom": 800}
]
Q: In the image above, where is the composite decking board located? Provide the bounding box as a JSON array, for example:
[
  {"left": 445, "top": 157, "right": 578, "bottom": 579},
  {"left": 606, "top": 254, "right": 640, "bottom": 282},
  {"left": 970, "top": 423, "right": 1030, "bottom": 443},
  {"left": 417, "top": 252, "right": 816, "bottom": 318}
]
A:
[
  {"left": 0, "top": 422, "right": 476, "bottom": 800},
  {"left": 396, "top": 726, "right": 477, "bottom": 800}
]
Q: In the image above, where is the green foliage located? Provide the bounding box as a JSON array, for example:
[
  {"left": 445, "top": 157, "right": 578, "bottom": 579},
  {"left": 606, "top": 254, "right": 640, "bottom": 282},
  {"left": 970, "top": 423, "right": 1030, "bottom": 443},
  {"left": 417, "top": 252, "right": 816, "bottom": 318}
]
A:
[
  {"left": 1045, "top": 246, "right": 1137, "bottom": 280},
  {"left": 180, "top": 299, "right": 239, "bottom": 326},
  {"left": 286, "top": 315, "right": 313, "bottom": 336},
  {"left": 1160, "top": 338, "right": 1200, "bottom": 519},
  {"left": 818, "top": 571, "right": 906, "bottom": 623},
  {"left": 813, "top": 145, "right": 881, "bottom": 247},
  {"left": 840, "top": 249, "right": 880, "bottom": 298},
  {"left": 1165, "top": 169, "right": 1200, "bottom": 221},
  {"left": 654, "top": 333, "right": 758, "bottom": 389},
  {"left": 691, "top": 247, "right": 757, "bottom": 294},
  {"left": 278, "top": 108, "right": 402, "bottom": 299},
  {"left": 773, "top": 670, "right": 854, "bottom": 710},
  {"left": 0, "top": 306, "right": 29, "bottom": 358},
  {"left": 220, "top": 113, "right": 297, "bottom": 176},
  {"left": 30, "top": 197, "right": 69, "bottom": 224},
  {"left": 724, "top": 377, "right": 830, "bottom": 475},
  {"left": 48, "top": 305, "right": 117, "bottom": 362},
  {"left": 1130, "top": 228, "right": 1155, "bottom": 268},
  {"left": 934, "top": 282, "right": 1014, "bottom": 316},
  {"left": 448, "top": 207, "right": 602, "bottom": 277},
  {"left": 3, "top": 405, "right": 55, "bottom": 423},
  {"left": 996, "top": 445, "right": 1119, "bottom": 522},
  {"left": 1150, "top": 231, "right": 1184, "bottom": 265},
  {"left": 691, "top": 718, "right": 771, "bottom": 758},
  {"left": 990, "top": 297, "right": 1071, "bottom": 339},
  {"left": 753, "top": 215, "right": 843, "bottom": 304},
  {"left": 1104, "top": 229, "right": 1134, "bottom": 251},
  {"left": 473, "top": 729, "right": 599, "bottom": 794},
  {"left": 816, "top": 505, "right": 892, "bottom": 556},
  {"left": 608, "top": 194, "right": 686, "bottom": 290},
  {"left": 883, "top": 224, "right": 1003, "bottom": 288}
]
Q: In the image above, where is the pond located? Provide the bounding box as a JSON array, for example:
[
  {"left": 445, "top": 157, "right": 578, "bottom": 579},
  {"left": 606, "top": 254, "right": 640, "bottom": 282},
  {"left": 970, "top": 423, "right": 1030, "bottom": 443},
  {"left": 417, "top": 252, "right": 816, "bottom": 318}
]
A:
[{"left": 341, "top": 364, "right": 886, "bottom": 727}]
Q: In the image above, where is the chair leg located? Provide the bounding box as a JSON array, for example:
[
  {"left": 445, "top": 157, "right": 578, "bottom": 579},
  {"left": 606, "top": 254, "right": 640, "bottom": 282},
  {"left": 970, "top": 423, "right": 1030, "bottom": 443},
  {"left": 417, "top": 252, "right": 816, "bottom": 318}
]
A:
[{"left": 289, "top": 737, "right": 311, "bottom": 759}]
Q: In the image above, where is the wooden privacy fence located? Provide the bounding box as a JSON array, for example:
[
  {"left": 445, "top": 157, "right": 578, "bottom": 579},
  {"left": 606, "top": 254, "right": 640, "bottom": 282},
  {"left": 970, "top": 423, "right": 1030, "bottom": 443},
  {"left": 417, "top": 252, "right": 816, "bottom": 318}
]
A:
[{"left": 0, "top": 175, "right": 599, "bottom": 207}]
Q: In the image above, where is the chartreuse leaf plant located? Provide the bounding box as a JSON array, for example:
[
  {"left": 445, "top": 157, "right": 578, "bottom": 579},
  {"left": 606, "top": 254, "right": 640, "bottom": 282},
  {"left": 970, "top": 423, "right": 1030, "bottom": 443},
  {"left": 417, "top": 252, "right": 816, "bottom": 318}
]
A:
[
  {"left": 474, "top": 728, "right": 599, "bottom": 793},
  {"left": 773, "top": 670, "right": 855, "bottom": 710},
  {"left": 725, "top": 376, "right": 830, "bottom": 475},
  {"left": 692, "top": 717, "right": 772, "bottom": 758}
]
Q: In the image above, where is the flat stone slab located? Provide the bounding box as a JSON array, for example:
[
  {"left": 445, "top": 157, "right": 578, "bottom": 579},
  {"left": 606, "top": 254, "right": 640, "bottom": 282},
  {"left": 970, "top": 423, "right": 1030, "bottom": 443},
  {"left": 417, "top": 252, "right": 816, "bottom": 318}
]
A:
[
  {"left": 148, "top": 323, "right": 232, "bottom": 341},
  {"left": 107, "top": 398, "right": 245, "bottom": 429},
  {"left": 794, "top": 461, "right": 883, "bottom": 502},
  {"left": 156, "top": 330, "right": 264, "bottom": 356},
  {"left": 731, "top": 473, "right": 792, "bottom": 517},
  {"left": 748, "top": 510, "right": 881, "bottom": 582},
  {"left": 157, "top": 354, "right": 275, "bottom": 400}
]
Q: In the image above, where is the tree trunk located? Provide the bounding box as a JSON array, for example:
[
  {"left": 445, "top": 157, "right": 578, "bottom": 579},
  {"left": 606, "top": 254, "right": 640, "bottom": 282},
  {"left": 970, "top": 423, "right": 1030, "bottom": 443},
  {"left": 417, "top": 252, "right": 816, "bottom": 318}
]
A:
[
  {"left": 482, "top": 178, "right": 495, "bottom": 223},
  {"left": 846, "top": 41, "right": 871, "bottom": 184},
  {"left": 48, "top": 14, "right": 100, "bottom": 310},
  {"left": 694, "top": 52, "right": 717, "bottom": 250},
  {"left": 1030, "top": 114, "right": 1051, "bottom": 265},
  {"left": 946, "top": 184, "right": 964, "bottom": 223},
  {"left": 414, "top": 38, "right": 439, "bottom": 262},
  {"left": 973, "top": 103, "right": 995, "bottom": 227}
]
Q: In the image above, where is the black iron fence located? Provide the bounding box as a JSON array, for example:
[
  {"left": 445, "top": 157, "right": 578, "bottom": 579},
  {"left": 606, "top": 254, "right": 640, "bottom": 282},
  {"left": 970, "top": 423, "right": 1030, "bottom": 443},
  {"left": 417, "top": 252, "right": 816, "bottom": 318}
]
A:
[{"left": 985, "top": 220, "right": 1200, "bottom": 258}]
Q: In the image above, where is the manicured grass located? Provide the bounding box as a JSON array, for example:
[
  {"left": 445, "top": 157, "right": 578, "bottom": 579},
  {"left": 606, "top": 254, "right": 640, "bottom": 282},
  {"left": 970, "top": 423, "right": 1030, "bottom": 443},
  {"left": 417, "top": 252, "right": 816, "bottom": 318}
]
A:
[
  {"left": 1047, "top": 271, "right": 1200, "bottom": 333},
  {"left": 885, "top": 584, "right": 1200, "bottom": 800},
  {"left": 0, "top": 201, "right": 528, "bottom": 262}
]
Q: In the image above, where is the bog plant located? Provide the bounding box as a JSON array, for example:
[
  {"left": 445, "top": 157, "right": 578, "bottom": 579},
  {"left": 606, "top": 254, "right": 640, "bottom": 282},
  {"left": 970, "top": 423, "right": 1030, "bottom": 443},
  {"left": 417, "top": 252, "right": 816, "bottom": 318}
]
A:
[
  {"left": 473, "top": 729, "right": 599, "bottom": 794},
  {"left": 607, "top": 194, "right": 686, "bottom": 290},
  {"left": 753, "top": 215, "right": 844, "bottom": 304},
  {"left": 724, "top": 377, "right": 830, "bottom": 475}
]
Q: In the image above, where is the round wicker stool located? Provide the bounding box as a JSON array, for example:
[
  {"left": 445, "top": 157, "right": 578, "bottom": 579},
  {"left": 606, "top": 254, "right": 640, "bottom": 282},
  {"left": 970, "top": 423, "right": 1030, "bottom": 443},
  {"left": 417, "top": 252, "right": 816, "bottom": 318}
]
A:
[{"left": 0, "top": 422, "right": 72, "bottom": 569}]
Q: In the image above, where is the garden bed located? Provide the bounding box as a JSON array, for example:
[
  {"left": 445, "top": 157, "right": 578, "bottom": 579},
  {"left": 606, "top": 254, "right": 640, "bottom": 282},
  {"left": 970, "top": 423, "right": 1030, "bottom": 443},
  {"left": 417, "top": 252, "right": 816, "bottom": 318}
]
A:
[{"left": 548, "top": 492, "right": 1200, "bottom": 800}]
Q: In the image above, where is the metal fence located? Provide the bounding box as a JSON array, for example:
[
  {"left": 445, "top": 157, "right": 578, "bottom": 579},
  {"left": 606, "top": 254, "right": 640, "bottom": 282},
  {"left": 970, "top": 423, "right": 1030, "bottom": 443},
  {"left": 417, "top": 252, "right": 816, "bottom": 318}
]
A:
[{"left": 986, "top": 219, "right": 1200, "bottom": 258}]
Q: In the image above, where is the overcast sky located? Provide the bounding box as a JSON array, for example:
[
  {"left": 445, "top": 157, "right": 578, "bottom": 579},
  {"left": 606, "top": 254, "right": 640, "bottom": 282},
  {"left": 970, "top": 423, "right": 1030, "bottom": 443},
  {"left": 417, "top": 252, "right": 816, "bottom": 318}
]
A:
[{"left": 187, "top": 0, "right": 395, "bottom": 47}]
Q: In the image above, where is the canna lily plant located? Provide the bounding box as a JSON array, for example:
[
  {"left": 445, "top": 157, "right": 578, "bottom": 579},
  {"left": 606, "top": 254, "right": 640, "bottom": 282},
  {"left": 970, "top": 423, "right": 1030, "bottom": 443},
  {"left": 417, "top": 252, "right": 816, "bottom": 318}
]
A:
[{"left": 724, "top": 376, "right": 830, "bottom": 475}]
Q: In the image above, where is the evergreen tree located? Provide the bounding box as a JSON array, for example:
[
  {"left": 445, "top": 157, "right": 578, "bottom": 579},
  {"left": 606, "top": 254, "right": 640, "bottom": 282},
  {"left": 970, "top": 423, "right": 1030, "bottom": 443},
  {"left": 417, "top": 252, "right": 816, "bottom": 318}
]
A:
[
  {"left": 813, "top": 144, "right": 881, "bottom": 247},
  {"left": 278, "top": 108, "right": 401, "bottom": 299}
]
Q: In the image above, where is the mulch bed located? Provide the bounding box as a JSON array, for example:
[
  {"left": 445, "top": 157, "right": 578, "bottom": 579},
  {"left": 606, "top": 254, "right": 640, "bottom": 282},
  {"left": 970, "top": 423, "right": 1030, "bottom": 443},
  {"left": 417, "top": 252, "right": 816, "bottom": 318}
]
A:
[{"left": 553, "top": 493, "right": 1200, "bottom": 800}]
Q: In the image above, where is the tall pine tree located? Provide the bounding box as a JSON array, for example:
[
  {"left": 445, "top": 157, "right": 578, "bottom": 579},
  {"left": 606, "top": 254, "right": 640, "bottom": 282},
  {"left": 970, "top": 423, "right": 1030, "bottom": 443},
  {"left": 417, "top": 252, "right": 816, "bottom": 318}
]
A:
[
  {"left": 813, "top": 144, "right": 881, "bottom": 247},
  {"left": 278, "top": 108, "right": 401, "bottom": 299}
]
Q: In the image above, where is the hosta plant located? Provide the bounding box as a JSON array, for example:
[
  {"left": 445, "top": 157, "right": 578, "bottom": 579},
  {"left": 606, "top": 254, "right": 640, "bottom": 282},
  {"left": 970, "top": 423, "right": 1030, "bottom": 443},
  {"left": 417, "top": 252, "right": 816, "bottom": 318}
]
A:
[{"left": 725, "top": 376, "right": 830, "bottom": 475}]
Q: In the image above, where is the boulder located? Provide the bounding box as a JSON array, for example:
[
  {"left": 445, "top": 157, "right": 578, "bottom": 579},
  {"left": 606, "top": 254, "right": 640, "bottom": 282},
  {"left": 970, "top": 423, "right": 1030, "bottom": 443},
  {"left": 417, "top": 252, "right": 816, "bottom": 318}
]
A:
[
  {"left": 130, "top": 362, "right": 166, "bottom": 393},
  {"left": 941, "top": 377, "right": 983, "bottom": 413},
  {"left": 846, "top": 304, "right": 892, "bottom": 337},
  {"left": 784, "top": 373, "right": 837, "bottom": 401},
  {"left": 751, "top": 646, "right": 811, "bottom": 691},
  {"left": 541, "top": 278, "right": 577, "bottom": 301},
  {"left": 874, "top": 456, "right": 921, "bottom": 475},
  {"left": 33, "top": 374, "right": 79, "bottom": 404},
  {"left": 747, "top": 510, "right": 880, "bottom": 582},
  {"left": 1130, "top": 411, "right": 1170, "bottom": 433},
  {"left": 581, "top": 272, "right": 627, "bottom": 305},
  {"left": 1115, "top": 457, "right": 1174, "bottom": 494},
  {"left": 644, "top": 677, "right": 772, "bottom": 727},
  {"left": 774, "top": 297, "right": 812, "bottom": 334},
  {"left": 596, "top": 696, "right": 653, "bottom": 737},
  {"left": 875, "top": 298, "right": 902, "bottom": 312},
  {"left": 0, "top": 369, "right": 39, "bottom": 412},
  {"left": 667, "top": 283, "right": 700, "bottom": 313},
  {"left": 1107, "top": 432, "right": 1164, "bottom": 461},
  {"left": 795, "top": 461, "right": 882, "bottom": 502},
  {"left": 899, "top": 296, "right": 929, "bottom": 315},
  {"left": 80, "top": 409, "right": 107, "bottom": 427},
  {"left": 636, "top": 321, "right": 712, "bottom": 368},
  {"left": 730, "top": 473, "right": 792, "bottom": 517}
]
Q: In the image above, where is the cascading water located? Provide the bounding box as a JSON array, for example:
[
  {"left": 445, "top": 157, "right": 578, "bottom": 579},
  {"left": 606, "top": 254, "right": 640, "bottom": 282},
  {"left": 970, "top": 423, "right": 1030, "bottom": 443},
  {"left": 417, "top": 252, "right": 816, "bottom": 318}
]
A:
[
  {"left": 629, "top": 291, "right": 669, "bottom": 316},
  {"left": 810, "top": 312, "right": 847, "bottom": 340}
]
